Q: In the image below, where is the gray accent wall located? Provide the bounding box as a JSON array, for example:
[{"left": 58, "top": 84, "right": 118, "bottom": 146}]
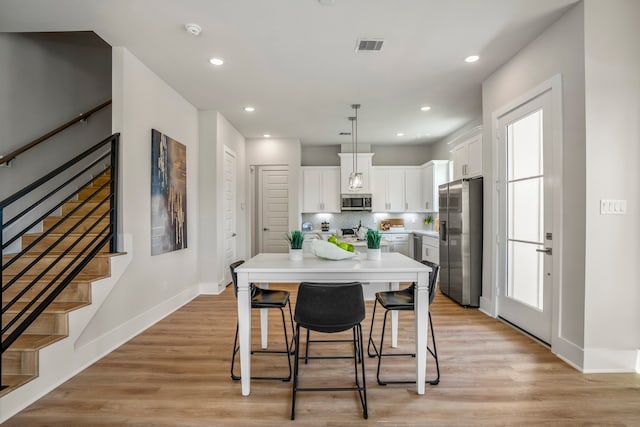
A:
[{"left": 0, "top": 32, "right": 112, "bottom": 200}]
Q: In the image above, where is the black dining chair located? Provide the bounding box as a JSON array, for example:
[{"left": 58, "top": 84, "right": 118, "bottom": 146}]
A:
[
  {"left": 291, "top": 282, "right": 368, "bottom": 420},
  {"left": 367, "top": 260, "right": 441, "bottom": 386},
  {"left": 229, "top": 260, "right": 295, "bottom": 382}
]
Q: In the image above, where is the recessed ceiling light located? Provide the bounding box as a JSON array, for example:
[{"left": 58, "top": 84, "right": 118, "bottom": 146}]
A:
[
  {"left": 184, "top": 23, "right": 202, "bottom": 36},
  {"left": 420, "top": 106, "right": 431, "bottom": 111},
  {"left": 209, "top": 57, "right": 224, "bottom": 66},
  {"left": 263, "top": 134, "right": 271, "bottom": 138},
  {"left": 396, "top": 132, "right": 405, "bottom": 137},
  {"left": 465, "top": 55, "right": 479, "bottom": 63},
  {"left": 244, "top": 106, "right": 255, "bottom": 112}
]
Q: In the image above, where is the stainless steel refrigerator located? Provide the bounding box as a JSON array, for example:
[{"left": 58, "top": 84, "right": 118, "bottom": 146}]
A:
[{"left": 438, "top": 178, "right": 483, "bottom": 307}]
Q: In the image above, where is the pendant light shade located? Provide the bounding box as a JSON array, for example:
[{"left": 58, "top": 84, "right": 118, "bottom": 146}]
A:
[{"left": 348, "top": 104, "right": 362, "bottom": 191}]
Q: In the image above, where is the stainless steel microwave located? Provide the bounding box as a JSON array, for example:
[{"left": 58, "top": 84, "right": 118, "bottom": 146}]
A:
[{"left": 341, "top": 194, "right": 372, "bottom": 211}]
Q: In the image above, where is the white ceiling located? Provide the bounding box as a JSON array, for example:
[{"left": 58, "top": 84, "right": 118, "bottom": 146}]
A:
[{"left": 0, "top": 0, "right": 579, "bottom": 146}]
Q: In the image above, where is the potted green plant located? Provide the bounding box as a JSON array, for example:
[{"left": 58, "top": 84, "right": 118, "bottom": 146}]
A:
[
  {"left": 286, "top": 230, "right": 304, "bottom": 260},
  {"left": 366, "top": 229, "right": 382, "bottom": 260},
  {"left": 424, "top": 215, "right": 433, "bottom": 230}
]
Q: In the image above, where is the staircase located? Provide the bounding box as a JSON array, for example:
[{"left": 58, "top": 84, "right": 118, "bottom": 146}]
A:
[{"left": 1, "top": 169, "right": 119, "bottom": 396}]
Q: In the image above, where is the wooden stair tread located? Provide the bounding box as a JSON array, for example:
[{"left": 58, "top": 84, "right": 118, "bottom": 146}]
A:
[
  {"left": 9, "top": 273, "right": 111, "bottom": 282},
  {"left": 3, "top": 252, "right": 119, "bottom": 261},
  {"left": 2, "top": 334, "right": 66, "bottom": 351},
  {"left": 0, "top": 375, "right": 36, "bottom": 397},
  {"left": 4, "top": 301, "right": 90, "bottom": 314}
]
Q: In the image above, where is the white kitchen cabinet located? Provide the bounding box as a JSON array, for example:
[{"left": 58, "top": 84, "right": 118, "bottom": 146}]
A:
[
  {"left": 372, "top": 167, "right": 405, "bottom": 212},
  {"left": 421, "top": 160, "right": 449, "bottom": 212},
  {"left": 382, "top": 233, "right": 410, "bottom": 257},
  {"left": 451, "top": 133, "right": 483, "bottom": 180},
  {"left": 404, "top": 167, "right": 423, "bottom": 212},
  {"left": 301, "top": 166, "right": 340, "bottom": 212},
  {"left": 372, "top": 167, "right": 423, "bottom": 212},
  {"left": 422, "top": 235, "right": 439, "bottom": 264},
  {"left": 338, "top": 153, "right": 374, "bottom": 194}
]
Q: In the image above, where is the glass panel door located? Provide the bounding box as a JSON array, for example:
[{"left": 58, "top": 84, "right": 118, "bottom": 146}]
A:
[{"left": 497, "top": 90, "right": 553, "bottom": 344}]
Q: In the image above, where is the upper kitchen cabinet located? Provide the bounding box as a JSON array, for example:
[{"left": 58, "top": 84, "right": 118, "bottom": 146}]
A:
[
  {"left": 372, "top": 167, "right": 405, "bottom": 212},
  {"left": 338, "top": 153, "right": 374, "bottom": 194},
  {"left": 302, "top": 166, "right": 340, "bottom": 213},
  {"left": 421, "top": 160, "right": 449, "bottom": 212},
  {"left": 451, "top": 133, "right": 483, "bottom": 180},
  {"left": 404, "top": 167, "right": 424, "bottom": 212},
  {"left": 372, "top": 166, "right": 423, "bottom": 212}
]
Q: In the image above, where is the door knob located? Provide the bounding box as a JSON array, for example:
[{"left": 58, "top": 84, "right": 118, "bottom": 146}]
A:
[
  {"left": 232, "top": 233, "right": 237, "bottom": 237},
  {"left": 263, "top": 228, "right": 270, "bottom": 231},
  {"left": 536, "top": 247, "right": 552, "bottom": 255}
]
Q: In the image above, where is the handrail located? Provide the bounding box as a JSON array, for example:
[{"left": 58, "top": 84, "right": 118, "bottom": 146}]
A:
[{"left": 0, "top": 99, "right": 112, "bottom": 166}]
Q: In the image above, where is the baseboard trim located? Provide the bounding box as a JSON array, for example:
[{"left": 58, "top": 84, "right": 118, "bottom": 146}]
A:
[
  {"left": 199, "top": 281, "right": 227, "bottom": 295},
  {"left": 552, "top": 335, "right": 584, "bottom": 372},
  {"left": 583, "top": 347, "right": 639, "bottom": 373}
]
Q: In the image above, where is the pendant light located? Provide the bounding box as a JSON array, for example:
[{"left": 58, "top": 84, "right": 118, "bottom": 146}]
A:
[{"left": 348, "top": 104, "right": 363, "bottom": 190}]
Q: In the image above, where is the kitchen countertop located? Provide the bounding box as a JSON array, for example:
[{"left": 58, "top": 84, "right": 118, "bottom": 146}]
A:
[
  {"left": 409, "top": 230, "right": 439, "bottom": 238},
  {"left": 379, "top": 229, "right": 439, "bottom": 237}
]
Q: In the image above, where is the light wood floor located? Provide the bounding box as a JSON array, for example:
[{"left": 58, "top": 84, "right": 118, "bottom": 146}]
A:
[{"left": 5, "top": 284, "right": 640, "bottom": 426}]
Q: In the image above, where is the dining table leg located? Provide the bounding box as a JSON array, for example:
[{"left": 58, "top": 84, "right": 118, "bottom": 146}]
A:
[
  {"left": 390, "top": 281, "right": 399, "bottom": 348},
  {"left": 237, "top": 271, "right": 252, "bottom": 396},
  {"left": 414, "top": 269, "right": 429, "bottom": 395},
  {"left": 259, "top": 282, "right": 269, "bottom": 349}
]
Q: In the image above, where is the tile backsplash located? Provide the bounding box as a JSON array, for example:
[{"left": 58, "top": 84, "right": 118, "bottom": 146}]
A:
[{"left": 301, "top": 212, "right": 438, "bottom": 232}]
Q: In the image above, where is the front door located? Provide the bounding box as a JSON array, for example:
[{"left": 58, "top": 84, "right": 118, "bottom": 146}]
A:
[
  {"left": 258, "top": 166, "right": 289, "bottom": 253},
  {"left": 497, "top": 89, "right": 553, "bottom": 344}
]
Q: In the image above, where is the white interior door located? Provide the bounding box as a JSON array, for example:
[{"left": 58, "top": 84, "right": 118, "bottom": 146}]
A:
[
  {"left": 258, "top": 166, "right": 289, "bottom": 253},
  {"left": 223, "top": 146, "right": 237, "bottom": 286},
  {"left": 497, "top": 90, "right": 553, "bottom": 344}
]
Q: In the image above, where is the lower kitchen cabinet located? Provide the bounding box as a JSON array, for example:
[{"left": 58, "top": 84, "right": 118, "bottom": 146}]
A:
[
  {"left": 382, "top": 233, "right": 410, "bottom": 257},
  {"left": 422, "top": 235, "right": 439, "bottom": 264}
]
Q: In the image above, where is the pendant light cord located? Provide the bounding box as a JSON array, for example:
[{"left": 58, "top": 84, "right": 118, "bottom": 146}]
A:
[{"left": 354, "top": 105, "right": 358, "bottom": 172}]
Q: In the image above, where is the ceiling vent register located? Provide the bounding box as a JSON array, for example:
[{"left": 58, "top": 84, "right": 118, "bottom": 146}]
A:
[{"left": 356, "top": 38, "right": 384, "bottom": 51}]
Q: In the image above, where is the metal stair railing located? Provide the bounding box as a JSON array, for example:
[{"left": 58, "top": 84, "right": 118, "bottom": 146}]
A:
[{"left": 1, "top": 133, "right": 120, "bottom": 390}]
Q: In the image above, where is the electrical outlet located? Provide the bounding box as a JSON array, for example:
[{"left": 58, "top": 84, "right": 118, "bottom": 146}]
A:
[{"left": 600, "top": 199, "right": 627, "bottom": 215}]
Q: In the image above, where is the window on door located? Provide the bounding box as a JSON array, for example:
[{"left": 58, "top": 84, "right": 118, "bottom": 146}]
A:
[{"left": 506, "top": 109, "right": 545, "bottom": 310}]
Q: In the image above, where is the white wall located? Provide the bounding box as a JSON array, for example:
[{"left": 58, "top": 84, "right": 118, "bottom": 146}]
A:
[
  {"left": 482, "top": 3, "right": 586, "bottom": 365},
  {"left": 197, "top": 111, "right": 247, "bottom": 293},
  {"left": 583, "top": 0, "right": 640, "bottom": 371},
  {"left": 79, "top": 47, "right": 200, "bottom": 342},
  {"left": 246, "top": 138, "right": 301, "bottom": 254},
  {"left": 197, "top": 111, "right": 218, "bottom": 291}
]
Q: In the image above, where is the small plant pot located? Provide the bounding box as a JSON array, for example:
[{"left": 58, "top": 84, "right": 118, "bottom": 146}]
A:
[
  {"left": 289, "top": 248, "right": 303, "bottom": 261},
  {"left": 367, "top": 248, "right": 381, "bottom": 260}
]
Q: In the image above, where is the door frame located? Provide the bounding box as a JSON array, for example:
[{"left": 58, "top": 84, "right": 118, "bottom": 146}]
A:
[
  {"left": 223, "top": 145, "right": 237, "bottom": 287},
  {"left": 491, "top": 74, "right": 564, "bottom": 351}
]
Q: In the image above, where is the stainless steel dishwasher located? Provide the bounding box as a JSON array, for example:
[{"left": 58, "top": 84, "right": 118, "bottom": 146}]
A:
[{"left": 413, "top": 234, "right": 422, "bottom": 261}]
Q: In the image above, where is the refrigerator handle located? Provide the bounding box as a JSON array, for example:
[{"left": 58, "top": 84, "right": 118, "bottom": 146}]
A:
[{"left": 440, "top": 220, "right": 447, "bottom": 241}]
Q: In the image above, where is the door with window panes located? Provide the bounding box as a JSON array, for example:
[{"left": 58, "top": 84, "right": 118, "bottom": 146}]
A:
[{"left": 497, "top": 90, "right": 553, "bottom": 344}]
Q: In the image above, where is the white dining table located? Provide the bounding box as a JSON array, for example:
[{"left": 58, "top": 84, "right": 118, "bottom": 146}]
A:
[{"left": 234, "top": 252, "right": 431, "bottom": 396}]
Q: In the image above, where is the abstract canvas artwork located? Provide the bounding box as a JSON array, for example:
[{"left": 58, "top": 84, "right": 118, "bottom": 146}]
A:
[{"left": 151, "top": 129, "right": 187, "bottom": 255}]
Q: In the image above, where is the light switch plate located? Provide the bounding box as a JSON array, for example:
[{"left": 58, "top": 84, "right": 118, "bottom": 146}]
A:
[{"left": 600, "top": 199, "right": 627, "bottom": 215}]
